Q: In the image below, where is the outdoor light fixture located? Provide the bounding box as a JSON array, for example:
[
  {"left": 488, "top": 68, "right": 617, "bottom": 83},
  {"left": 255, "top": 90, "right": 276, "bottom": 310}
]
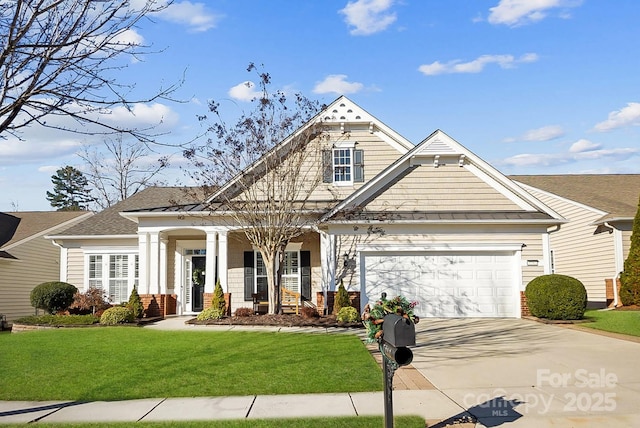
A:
[{"left": 526, "top": 260, "right": 539, "bottom": 266}]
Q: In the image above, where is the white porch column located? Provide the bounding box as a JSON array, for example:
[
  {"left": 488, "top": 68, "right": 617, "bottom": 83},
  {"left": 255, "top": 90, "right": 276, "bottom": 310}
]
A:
[
  {"left": 149, "top": 232, "right": 160, "bottom": 295},
  {"left": 158, "top": 236, "right": 168, "bottom": 294},
  {"left": 205, "top": 231, "right": 218, "bottom": 293},
  {"left": 138, "top": 232, "right": 150, "bottom": 294},
  {"left": 320, "top": 232, "right": 336, "bottom": 313},
  {"left": 218, "top": 231, "right": 228, "bottom": 291}
]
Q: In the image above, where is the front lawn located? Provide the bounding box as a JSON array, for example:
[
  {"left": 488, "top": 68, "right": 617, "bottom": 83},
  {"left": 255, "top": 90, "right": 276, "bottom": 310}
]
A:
[
  {"left": 0, "top": 328, "right": 382, "bottom": 401},
  {"left": 583, "top": 309, "right": 640, "bottom": 337}
]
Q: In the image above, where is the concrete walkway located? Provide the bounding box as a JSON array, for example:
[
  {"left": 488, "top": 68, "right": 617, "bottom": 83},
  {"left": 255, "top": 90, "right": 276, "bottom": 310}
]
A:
[{"left": 2, "top": 317, "right": 639, "bottom": 427}]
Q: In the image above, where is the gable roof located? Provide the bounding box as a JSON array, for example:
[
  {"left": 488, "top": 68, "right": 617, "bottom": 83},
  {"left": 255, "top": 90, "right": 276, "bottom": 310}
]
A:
[
  {"left": 49, "top": 187, "right": 199, "bottom": 238},
  {"left": 206, "top": 95, "right": 415, "bottom": 204},
  {"left": 1, "top": 210, "right": 92, "bottom": 259},
  {"left": 323, "top": 130, "right": 563, "bottom": 224},
  {"left": 510, "top": 174, "right": 640, "bottom": 223}
]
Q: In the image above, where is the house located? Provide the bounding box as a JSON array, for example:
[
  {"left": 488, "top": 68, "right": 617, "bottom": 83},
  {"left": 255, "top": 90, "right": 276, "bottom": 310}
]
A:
[
  {"left": 510, "top": 175, "right": 640, "bottom": 308},
  {"left": 49, "top": 96, "right": 576, "bottom": 319},
  {"left": 0, "top": 210, "right": 93, "bottom": 323}
]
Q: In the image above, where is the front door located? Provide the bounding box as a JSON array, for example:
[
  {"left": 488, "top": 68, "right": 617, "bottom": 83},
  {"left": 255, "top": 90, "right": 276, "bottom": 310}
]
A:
[{"left": 191, "top": 256, "right": 206, "bottom": 312}]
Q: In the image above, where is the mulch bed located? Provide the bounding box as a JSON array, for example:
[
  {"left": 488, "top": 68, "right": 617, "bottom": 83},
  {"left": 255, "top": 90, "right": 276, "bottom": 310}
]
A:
[{"left": 186, "top": 313, "right": 364, "bottom": 329}]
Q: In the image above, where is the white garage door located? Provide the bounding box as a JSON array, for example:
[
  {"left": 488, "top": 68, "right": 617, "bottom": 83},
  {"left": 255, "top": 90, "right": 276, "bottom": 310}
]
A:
[{"left": 363, "top": 252, "right": 518, "bottom": 318}]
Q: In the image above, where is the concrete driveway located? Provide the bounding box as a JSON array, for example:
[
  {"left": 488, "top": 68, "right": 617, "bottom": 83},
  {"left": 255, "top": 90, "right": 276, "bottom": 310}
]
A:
[{"left": 410, "top": 318, "right": 640, "bottom": 427}]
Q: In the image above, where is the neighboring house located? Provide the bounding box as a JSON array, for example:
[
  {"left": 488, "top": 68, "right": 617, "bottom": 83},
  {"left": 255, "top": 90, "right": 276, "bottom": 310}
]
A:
[
  {"left": 49, "top": 96, "right": 571, "bottom": 319},
  {"left": 510, "top": 175, "right": 640, "bottom": 308},
  {"left": 0, "top": 210, "right": 93, "bottom": 323}
]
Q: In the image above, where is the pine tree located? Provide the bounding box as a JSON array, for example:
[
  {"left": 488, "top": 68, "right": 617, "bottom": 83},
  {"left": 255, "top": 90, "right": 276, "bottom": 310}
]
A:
[
  {"left": 211, "top": 278, "right": 226, "bottom": 315},
  {"left": 620, "top": 195, "right": 640, "bottom": 306},
  {"left": 127, "top": 286, "right": 144, "bottom": 319},
  {"left": 333, "top": 280, "right": 351, "bottom": 315},
  {"left": 46, "top": 166, "right": 93, "bottom": 211}
]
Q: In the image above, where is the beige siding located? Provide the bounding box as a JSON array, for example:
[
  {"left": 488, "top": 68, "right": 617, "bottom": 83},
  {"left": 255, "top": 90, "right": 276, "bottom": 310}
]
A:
[
  {"left": 525, "top": 187, "right": 614, "bottom": 303},
  {"left": 0, "top": 238, "right": 61, "bottom": 322},
  {"left": 366, "top": 164, "right": 522, "bottom": 212},
  {"left": 237, "top": 128, "right": 405, "bottom": 204},
  {"left": 66, "top": 248, "right": 85, "bottom": 287},
  {"left": 621, "top": 229, "right": 632, "bottom": 260}
]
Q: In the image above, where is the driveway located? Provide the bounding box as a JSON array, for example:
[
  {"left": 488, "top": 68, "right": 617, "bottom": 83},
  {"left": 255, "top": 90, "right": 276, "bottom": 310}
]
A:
[{"left": 410, "top": 318, "right": 640, "bottom": 427}]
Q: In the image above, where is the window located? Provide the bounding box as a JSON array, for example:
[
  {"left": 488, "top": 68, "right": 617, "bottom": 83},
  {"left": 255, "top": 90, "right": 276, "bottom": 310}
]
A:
[
  {"left": 323, "top": 147, "right": 364, "bottom": 185},
  {"left": 86, "top": 252, "right": 138, "bottom": 304},
  {"left": 109, "top": 255, "right": 128, "bottom": 304},
  {"left": 281, "top": 252, "right": 299, "bottom": 293},
  {"left": 89, "top": 255, "right": 103, "bottom": 289}
]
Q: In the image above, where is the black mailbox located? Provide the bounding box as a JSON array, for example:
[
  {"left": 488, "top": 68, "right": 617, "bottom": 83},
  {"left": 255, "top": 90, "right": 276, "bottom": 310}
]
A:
[{"left": 382, "top": 313, "right": 416, "bottom": 347}]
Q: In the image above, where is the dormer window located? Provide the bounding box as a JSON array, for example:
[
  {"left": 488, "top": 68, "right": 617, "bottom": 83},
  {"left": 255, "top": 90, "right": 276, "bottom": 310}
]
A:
[{"left": 322, "top": 142, "right": 364, "bottom": 185}]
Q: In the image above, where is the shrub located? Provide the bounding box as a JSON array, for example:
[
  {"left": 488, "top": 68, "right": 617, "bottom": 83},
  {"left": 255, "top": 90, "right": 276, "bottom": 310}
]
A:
[
  {"left": 235, "top": 307, "right": 253, "bottom": 317},
  {"left": 69, "top": 287, "right": 110, "bottom": 315},
  {"left": 333, "top": 280, "right": 351, "bottom": 314},
  {"left": 336, "top": 306, "right": 360, "bottom": 323},
  {"left": 14, "top": 314, "right": 99, "bottom": 326},
  {"left": 620, "top": 195, "right": 640, "bottom": 306},
  {"left": 127, "top": 286, "right": 144, "bottom": 319},
  {"left": 30, "top": 281, "right": 78, "bottom": 314},
  {"left": 100, "top": 306, "right": 134, "bottom": 325},
  {"left": 525, "top": 274, "right": 587, "bottom": 320},
  {"left": 196, "top": 307, "right": 225, "bottom": 321},
  {"left": 300, "top": 306, "right": 319, "bottom": 319},
  {"left": 211, "top": 279, "right": 226, "bottom": 315}
]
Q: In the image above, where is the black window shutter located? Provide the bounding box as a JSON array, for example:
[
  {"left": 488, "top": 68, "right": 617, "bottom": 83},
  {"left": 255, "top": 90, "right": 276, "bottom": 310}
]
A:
[
  {"left": 300, "top": 250, "right": 311, "bottom": 300},
  {"left": 354, "top": 149, "right": 364, "bottom": 183},
  {"left": 322, "top": 150, "right": 333, "bottom": 183},
  {"left": 244, "top": 251, "right": 254, "bottom": 301}
]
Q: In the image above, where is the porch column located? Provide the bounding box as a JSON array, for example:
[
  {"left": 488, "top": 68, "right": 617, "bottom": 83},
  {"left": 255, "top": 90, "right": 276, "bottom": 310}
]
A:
[
  {"left": 138, "top": 232, "right": 150, "bottom": 294},
  {"left": 320, "top": 232, "right": 336, "bottom": 313},
  {"left": 158, "top": 236, "right": 168, "bottom": 294},
  {"left": 218, "top": 231, "right": 228, "bottom": 291},
  {"left": 205, "top": 231, "right": 218, "bottom": 293},
  {"left": 149, "top": 232, "right": 160, "bottom": 295}
]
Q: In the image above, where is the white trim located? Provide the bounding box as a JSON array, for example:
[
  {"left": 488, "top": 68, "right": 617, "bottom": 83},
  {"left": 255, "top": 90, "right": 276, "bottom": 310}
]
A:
[{"left": 357, "top": 243, "right": 524, "bottom": 253}]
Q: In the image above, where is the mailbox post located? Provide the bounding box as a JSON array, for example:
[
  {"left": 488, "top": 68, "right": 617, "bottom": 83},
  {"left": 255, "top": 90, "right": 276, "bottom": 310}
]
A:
[{"left": 379, "top": 313, "right": 416, "bottom": 428}]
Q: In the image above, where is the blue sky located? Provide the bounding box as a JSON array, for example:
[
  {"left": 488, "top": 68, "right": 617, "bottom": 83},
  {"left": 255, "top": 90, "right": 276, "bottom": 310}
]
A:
[{"left": 2, "top": 0, "right": 639, "bottom": 211}]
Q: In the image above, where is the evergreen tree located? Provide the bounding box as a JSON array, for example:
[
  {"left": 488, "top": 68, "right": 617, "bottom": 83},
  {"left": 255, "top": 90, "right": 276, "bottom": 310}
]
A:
[
  {"left": 127, "top": 286, "right": 144, "bottom": 319},
  {"left": 46, "top": 166, "right": 93, "bottom": 211},
  {"left": 620, "top": 195, "right": 640, "bottom": 306},
  {"left": 333, "top": 280, "right": 351, "bottom": 315},
  {"left": 211, "top": 278, "right": 226, "bottom": 315}
]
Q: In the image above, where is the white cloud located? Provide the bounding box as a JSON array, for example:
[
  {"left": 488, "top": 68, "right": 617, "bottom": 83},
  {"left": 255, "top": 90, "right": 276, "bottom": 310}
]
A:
[
  {"left": 228, "top": 81, "right": 262, "bottom": 102},
  {"left": 313, "top": 75, "right": 364, "bottom": 95},
  {"left": 157, "top": 1, "right": 221, "bottom": 32},
  {"left": 339, "top": 0, "right": 397, "bottom": 36},
  {"left": 419, "top": 53, "right": 538, "bottom": 75},
  {"left": 569, "top": 139, "right": 601, "bottom": 153},
  {"left": 502, "top": 141, "right": 638, "bottom": 168},
  {"left": 488, "top": 0, "right": 583, "bottom": 27},
  {"left": 593, "top": 102, "right": 640, "bottom": 132},
  {"left": 504, "top": 125, "right": 564, "bottom": 142}
]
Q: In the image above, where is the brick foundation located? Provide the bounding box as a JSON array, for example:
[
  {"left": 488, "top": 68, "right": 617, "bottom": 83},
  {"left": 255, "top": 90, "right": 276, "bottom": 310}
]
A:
[
  {"left": 202, "top": 293, "right": 232, "bottom": 316},
  {"left": 605, "top": 278, "right": 622, "bottom": 308},
  {"left": 139, "top": 294, "right": 177, "bottom": 318},
  {"left": 317, "top": 291, "right": 361, "bottom": 315},
  {"left": 520, "top": 291, "right": 530, "bottom": 317}
]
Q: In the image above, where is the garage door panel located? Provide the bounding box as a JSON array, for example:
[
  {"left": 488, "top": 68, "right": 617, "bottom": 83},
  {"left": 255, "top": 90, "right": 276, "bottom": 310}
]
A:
[{"left": 364, "top": 251, "right": 519, "bottom": 318}]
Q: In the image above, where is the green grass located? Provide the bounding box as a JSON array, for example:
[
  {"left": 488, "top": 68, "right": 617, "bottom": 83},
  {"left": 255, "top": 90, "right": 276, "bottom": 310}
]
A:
[
  {"left": 0, "top": 328, "right": 382, "bottom": 401},
  {"left": 583, "top": 309, "right": 640, "bottom": 337},
  {"left": 0, "top": 416, "right": 426, "bottom": 428}
]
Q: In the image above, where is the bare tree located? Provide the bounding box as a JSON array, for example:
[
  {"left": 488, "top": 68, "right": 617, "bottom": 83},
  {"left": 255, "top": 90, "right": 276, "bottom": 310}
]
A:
[
  {"left": 78, "top": 135, "right": 169, "bottom": 209},
  {"left": 185, "top": 64, "right": 330, "bottom": 314},
  {"left": 0, "top": 0, "right": 178, "bottom": 142}
]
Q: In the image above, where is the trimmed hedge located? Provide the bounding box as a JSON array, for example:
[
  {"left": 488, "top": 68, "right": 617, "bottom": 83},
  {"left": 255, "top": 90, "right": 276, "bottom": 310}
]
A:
[
  {"left": 30, "top": 281, "right": 77, "bottom": 314},
  {"left": 336, "top": 306, "right": 360, "bottom": 323},
  {"left": 525, "top": 274, "right": 587, "bottom": 320},
  {"left": 196, "top": 307, "right": 225, "bottom": 321},
  {"left": 100, "top": 306, "right": 134, "bottom": 325}
]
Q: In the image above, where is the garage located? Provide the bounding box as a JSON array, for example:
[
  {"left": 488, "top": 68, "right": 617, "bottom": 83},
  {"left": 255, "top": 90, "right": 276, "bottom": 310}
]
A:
[{"left": 362, "top": 249, "right": 520, "bottom": 318}]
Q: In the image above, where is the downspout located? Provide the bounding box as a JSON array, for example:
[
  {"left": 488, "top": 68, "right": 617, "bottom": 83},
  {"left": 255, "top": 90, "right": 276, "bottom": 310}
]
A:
[{"left": 605, "top": 222, "right": 623, "bottom": 308}]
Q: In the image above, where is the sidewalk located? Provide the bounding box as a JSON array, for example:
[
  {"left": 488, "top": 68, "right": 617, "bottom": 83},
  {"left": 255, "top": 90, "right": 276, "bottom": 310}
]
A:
[{"left": 0, "top": 391, "right": 457, "bottom": 425}]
